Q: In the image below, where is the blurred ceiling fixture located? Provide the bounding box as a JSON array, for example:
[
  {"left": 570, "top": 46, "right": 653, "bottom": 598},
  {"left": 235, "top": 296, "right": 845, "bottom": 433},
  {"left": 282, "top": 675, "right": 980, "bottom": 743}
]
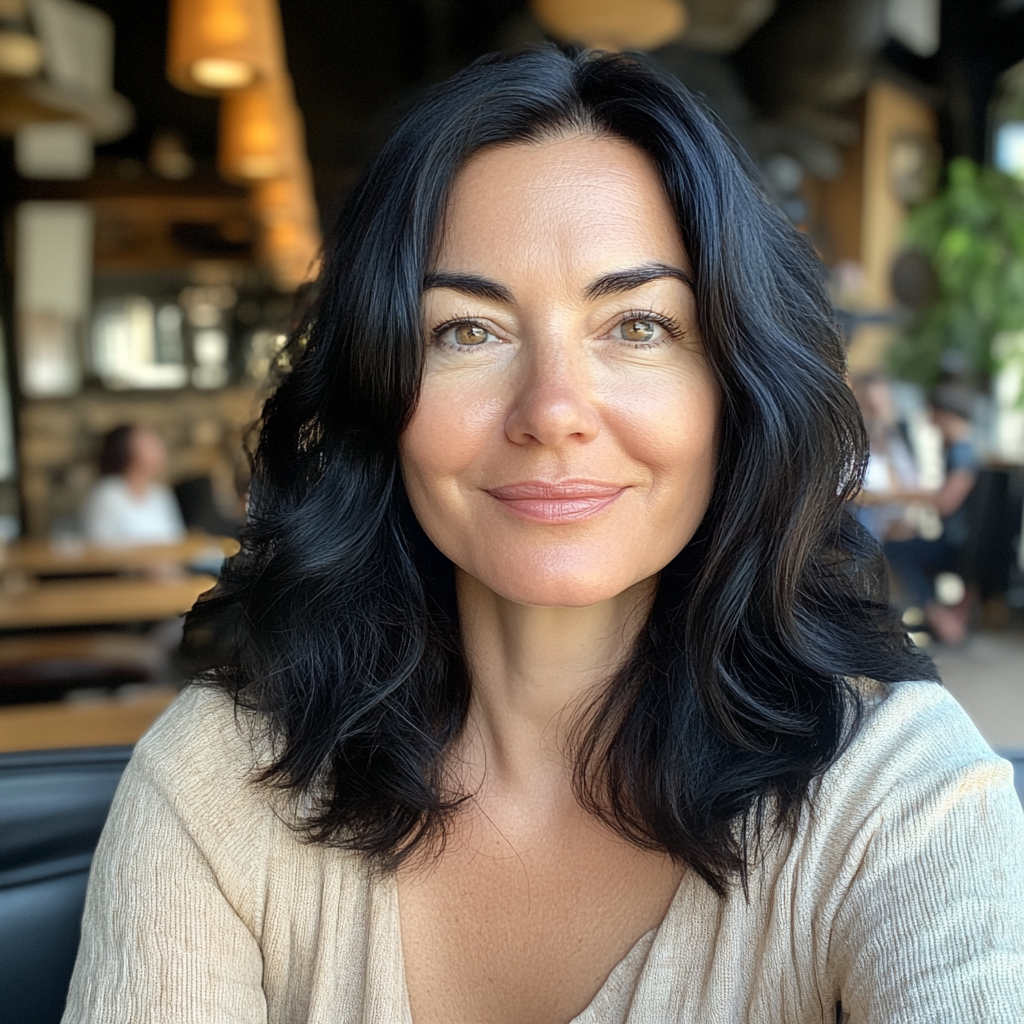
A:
[
  {"left": 261, "top": 216, "right": 321, "bottom": 293},
  {"left": 252, "top": 160, "right": 320, "bottom": 291},
  {"left": 218, "top": 73, "right": 297, "bottom": 181},
  {"left": 251, "top": 166, "right": 316, "bottom": 229},
  {"left": 531, "top": 0, "right": 687, "bottom": 50},
  {"left": 168, "top": 0, "right": 320, "bottom": 292},
  {"left": 167, "top": 0, "right": 281, "bottom": 94},
  {"left": 1, "top": 0, "right": 133, "bottom": 142},
  {"left": 0, "top": 0, "right": 43, "bottom": 77}
]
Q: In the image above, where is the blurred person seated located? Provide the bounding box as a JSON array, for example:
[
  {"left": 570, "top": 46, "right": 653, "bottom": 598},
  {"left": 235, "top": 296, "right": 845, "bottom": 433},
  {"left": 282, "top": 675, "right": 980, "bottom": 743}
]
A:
[
  {"left": 851, "top": 372, "right": 918, "bottom": 541},
  {"left": 82, "top": 425, "right": 186, "bottom": 548},
  {"left": 881, "top": 384, "right": 978, "bottom": 644}
]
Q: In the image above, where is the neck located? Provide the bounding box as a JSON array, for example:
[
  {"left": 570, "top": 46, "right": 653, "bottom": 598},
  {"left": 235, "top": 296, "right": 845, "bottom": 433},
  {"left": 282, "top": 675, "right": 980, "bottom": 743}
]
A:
[
  {"left": 122, "top": 469, "right": 151, "bottom": 497},
  {"left": 454, "top": 569, "right": 655, "bottom": 792}
]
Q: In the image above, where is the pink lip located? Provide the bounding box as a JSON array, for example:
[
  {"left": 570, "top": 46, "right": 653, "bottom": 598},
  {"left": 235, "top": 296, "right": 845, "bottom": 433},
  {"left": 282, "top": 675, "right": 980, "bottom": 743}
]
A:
[{"left": 485, "top": 480, "right": 627, "bottom": 523}]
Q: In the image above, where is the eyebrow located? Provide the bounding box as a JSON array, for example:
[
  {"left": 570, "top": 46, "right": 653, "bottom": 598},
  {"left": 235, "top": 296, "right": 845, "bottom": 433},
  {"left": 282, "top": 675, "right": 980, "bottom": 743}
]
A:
[
  {"left": 422, "top": 261, "right": 694, "bottom": 305},
  {"left": 584, "top": 262, "right": 694, "bottom": 300},
  {"left": 421, "top": 271, "right": 514, "bottom": 303}
]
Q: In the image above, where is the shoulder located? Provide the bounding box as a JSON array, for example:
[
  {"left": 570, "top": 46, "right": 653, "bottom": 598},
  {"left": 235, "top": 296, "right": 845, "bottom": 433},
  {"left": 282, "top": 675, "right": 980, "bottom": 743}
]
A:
[
  {"left": 947, "top": 439, "right": 978, "bottom": 472},
  {"left": 124, "top": 684, "right": 277, "bottom": 844},
  {"left": 85, "top": 475, "right": 127, "bottom": 507},
  {"left": 135, "top": 683, "right": 254, "bottom": 773},
  {"left": 150, "top": 482, "right": 180, "bottom": 507},
  {"left": 800, "top": 678, "right": 1024, "bottom": 883},
  {"left": 817, "top": 679, "right": 1012, "bottom": 815},
  {"left": 801, "top": 681, "right": 1024, "bottom": 1014}
]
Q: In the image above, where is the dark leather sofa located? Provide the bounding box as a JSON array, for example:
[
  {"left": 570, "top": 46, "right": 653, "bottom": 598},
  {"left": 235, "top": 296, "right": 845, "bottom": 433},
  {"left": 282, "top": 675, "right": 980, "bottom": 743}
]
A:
[{"left": 0, "top": 746, "right": 133, "bottom": 1024}]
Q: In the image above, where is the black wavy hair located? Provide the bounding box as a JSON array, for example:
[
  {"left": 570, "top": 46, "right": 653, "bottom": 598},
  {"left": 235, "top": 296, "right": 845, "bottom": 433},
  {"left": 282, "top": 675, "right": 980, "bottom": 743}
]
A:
[
  {"left": 98, "top": 425, "right": 136, "bottom": 476},
  {"left": 188, "top": 45, "right": 935, "bottom": 894}
]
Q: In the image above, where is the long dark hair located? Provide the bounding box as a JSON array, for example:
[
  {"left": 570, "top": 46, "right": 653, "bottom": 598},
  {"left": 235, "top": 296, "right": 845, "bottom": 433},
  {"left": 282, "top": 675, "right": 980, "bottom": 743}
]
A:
[
  {"left": 98, "top": 425, "right": 135, "bottom": 476},
  {"left": 188, "top": 45, "right": 934, "bottom": 894}
]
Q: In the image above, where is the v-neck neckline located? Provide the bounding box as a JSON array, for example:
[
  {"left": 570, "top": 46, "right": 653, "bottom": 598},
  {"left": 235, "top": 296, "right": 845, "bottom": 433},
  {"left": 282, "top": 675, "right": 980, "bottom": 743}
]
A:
[{"left": 384, "top": 868, "right": 693, "bottom": 1024}]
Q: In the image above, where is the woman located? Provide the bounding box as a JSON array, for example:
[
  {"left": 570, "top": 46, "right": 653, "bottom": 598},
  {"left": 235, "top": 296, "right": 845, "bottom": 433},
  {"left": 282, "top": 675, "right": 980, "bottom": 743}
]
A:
[
  {"left": 883, "top": 383, "right": 979, "bottom": 645},
  {"left": 64, "top": 48, "right": 1024, "bottom": 1023},
  {"left": 81, "top": 424, "right": 186, "bottom": 547}
]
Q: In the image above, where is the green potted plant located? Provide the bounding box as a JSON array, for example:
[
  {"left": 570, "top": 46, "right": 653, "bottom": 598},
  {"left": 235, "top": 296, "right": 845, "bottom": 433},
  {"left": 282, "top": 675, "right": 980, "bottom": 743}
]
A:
[{"left": 888, "top": 157, "right": 1024, "bottom": 390}]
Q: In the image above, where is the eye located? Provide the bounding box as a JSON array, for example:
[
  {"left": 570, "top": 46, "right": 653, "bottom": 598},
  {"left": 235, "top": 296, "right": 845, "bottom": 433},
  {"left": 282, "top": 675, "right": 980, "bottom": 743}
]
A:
[
  {"left": 432, "top": 320, "right": 498, "bottom": 349},
  {"left": 610, "top": 312, "right": 682, "bottom": 348},
  {"left": 453, "top": 323, "right": 491, "bottom": 346},
  {"left": 618, "top": 318, "right": 658, "bottom": 344}
]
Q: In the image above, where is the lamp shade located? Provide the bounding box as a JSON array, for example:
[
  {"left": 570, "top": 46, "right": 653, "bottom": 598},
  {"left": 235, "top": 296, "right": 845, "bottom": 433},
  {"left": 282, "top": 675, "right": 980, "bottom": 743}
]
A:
[
  {"left": 167, "top": 0, "right": 284, "bottom": 95},
  {"left": 0, "top": 29, "right": 43, "bottom": 77},
  {"left": 253, "top": 164, "right": 321, "bottom": 291},
  {"left": 251, "top": 162, "right": 316, "bottom": 227},
  {"left": 262, "top": 218, "right": 321, "bottom": 291},
  {"left": 531, "top": 0, "right": 687, "bottom": 50},
  {"left": 218, "top": 73, "right": 299, "bottom": 182}
]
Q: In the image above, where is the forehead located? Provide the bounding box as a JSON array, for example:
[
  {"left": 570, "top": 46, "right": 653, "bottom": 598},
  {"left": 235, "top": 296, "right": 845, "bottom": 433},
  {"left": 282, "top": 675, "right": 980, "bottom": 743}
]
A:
[{"left": 434, "top": 134, "right": 688, "bottom": 279}]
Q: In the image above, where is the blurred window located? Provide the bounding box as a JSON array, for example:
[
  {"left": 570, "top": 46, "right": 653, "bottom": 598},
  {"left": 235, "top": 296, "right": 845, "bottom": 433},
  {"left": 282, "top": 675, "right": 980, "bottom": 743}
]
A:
[
  {"left": 995, "top": 122, "right": 1024, "bottom": 178},
  {"left": 15, "top": 201, "right": 93, "bottom": 398},
  {"left": 91, "top": 297, "right": 188, "bottom": 390}
]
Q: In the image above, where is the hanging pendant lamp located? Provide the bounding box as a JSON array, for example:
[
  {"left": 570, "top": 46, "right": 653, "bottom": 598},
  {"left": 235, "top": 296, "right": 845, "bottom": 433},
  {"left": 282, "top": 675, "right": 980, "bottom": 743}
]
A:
[
  {"left": 167, "top": 0, "right": 284, "bottom": 94},
  {"left": 218, "top": 73, "right": 298, "bottom": 182},
  {"left": 531, "top": 0, "right": 687, "bottom": 51},
  {"left": 261, "top": 217, "right": 321, "bottom": 292}
]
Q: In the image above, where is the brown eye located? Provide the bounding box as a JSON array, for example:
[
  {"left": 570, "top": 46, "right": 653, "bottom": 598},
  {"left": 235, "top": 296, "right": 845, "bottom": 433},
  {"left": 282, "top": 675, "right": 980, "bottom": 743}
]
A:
[
  {"left": 454, "top": 323, "right": 490, "bottom": 346},
  {"left": 619, "top": 319, "right": 656, "bottom": 343}
]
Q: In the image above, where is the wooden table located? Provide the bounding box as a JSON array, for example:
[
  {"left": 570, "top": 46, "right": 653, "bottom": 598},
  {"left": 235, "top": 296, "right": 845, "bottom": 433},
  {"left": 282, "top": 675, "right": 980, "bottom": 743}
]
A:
[
  {"left": 0, "top": 688, "right": 178, "bottom": 752},
  {"left": 1, "top": 533, "right": 239, "bottom": 577},
  {"left": 0, "top": 574, "right": 217, "bottom": 631}
]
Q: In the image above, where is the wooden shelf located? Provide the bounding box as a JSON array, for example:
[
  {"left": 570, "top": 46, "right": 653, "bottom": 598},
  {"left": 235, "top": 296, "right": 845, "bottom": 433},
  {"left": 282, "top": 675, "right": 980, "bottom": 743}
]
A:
[
  {"left": 0, "top": 688, "right": 177, "bottom": 752},
  {"left": 0, "top": 574, "right": 216, "bottom": 630}
]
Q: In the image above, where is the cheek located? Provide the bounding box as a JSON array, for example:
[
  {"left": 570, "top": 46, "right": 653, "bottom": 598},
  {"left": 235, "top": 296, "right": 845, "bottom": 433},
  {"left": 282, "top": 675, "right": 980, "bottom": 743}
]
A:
[
  {"left": 601, "top": 367, "right": 720, "bottom": 492},
  {"left": 399, "top": 376, "right": 503, "bottom": 515}
]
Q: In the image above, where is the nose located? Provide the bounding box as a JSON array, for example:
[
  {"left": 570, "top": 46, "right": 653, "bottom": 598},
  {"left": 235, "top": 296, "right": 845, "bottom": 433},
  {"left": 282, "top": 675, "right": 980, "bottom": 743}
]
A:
[{"left": 504, "top": 343, "right": 601, "bottom": 447}]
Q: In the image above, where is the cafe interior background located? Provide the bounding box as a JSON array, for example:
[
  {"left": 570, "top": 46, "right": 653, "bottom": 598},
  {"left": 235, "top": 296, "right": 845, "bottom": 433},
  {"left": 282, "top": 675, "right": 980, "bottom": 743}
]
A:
[{"left": 1, "top": 0, "right": 1024, "bottom": 1018}]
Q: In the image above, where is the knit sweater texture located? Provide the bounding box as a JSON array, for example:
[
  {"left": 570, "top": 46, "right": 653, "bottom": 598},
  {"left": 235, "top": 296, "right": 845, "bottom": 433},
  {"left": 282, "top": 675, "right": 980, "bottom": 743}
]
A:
[{"left": 62, "top": 679, "right": 1024, "bottom": 1023}]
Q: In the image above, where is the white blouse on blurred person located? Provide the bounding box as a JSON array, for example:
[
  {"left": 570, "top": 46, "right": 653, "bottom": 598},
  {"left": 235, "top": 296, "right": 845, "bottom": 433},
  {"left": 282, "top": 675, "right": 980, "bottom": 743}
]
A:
[
  {"left": 82, "top": 424, "right": 186, "bottom": 547},
  {"left": 82, "top": 476, "right": 185, "bottom": 547}
]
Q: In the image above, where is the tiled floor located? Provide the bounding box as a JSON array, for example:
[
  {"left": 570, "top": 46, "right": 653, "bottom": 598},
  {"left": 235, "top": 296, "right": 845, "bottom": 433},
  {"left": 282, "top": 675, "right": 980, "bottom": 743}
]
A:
[{"left": 932, "top": 630, "right": 1024, "bottom": 751}]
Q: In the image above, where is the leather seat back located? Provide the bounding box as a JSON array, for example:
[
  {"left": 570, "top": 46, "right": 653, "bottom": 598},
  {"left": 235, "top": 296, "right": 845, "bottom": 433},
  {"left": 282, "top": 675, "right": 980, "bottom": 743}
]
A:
[{"left": 0, "top": 746, "right": 132, "bottom": 1024}]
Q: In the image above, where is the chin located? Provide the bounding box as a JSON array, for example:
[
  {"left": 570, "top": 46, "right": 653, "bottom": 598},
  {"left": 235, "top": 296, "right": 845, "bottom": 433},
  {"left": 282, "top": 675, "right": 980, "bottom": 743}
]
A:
[{"left": 472, "top": 553, "right": 643, "bottom": 608}]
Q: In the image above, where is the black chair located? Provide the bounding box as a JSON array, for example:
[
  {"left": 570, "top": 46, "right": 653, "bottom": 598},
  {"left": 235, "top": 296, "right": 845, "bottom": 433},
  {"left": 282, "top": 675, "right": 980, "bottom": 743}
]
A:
[
  {"left": 174, "top": 476, "right": 242, "bottom": 539},
  {"left": 0, "top": 746, "right": 132, "bottom": 1024},
  {"left": 959, "top": 468, "right": 1021, "bottom": 600}
]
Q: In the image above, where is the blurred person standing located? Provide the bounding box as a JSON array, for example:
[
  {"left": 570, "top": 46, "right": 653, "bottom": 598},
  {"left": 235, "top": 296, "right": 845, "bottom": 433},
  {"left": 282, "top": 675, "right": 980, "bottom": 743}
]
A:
[
  {"left": 882, "top": 384, "right": 979, "bottom": 644},
  {"left": 851, "top": 372, "right": 919, "bottom": 541},
  {"left": 82, "top": 425, "right": 186, "bottom": 547}
]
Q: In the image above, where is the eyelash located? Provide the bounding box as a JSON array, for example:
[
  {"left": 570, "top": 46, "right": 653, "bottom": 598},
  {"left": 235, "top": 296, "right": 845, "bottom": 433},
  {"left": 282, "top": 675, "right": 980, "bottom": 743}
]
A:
[
  {"left": 429, "top": 318, "right": 491, "bottom": 352},
  {"left": 618, "top": 309, "right": 685, "bottom": 347},
  {"left": 430, "top": 310, "right": 684, "bottom": 351}
]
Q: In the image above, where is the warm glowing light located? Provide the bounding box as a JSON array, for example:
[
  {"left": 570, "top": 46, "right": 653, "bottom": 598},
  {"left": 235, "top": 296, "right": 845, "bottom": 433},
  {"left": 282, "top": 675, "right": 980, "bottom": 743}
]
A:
[
  {"left": 218, "top": 76, "right": 290, "bottom": 181},
  {"left": 0, "top": 29, "right": 43, "bottom": 78},
  {"left": 167, "top": 0, "right": 284, "bottom": 95},
  {"left": 251, "top": 168, "right": 317, "bottom": 227},
  {"left": 531, "top": 0, "right": 687, "bottom": 50},
  {"left": 262, "top": 218, "right": 321, "bottom": 292},
  {"left": 255, "top": 169, "right": 322, "bottom": 292},
  {"left": 167, "top": 0, "right": 320, "bottom": 290},
  {"left": 190, "top": 56, "right": 255, "bottom": 89}
]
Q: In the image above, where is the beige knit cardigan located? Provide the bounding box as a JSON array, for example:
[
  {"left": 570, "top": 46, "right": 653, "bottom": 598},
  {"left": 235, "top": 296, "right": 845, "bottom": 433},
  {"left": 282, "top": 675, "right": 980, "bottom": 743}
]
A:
[{"left": 62, "top": 679, "right": 1024, "bottom": 1023}]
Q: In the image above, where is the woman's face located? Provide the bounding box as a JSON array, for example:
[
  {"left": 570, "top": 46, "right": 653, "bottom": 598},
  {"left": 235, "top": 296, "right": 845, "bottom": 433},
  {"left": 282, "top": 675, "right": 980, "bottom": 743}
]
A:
[
  {"left": 400, "top": 134, "right": 720, "bottom": 607},
  {"left": 129, "top": 426, "right": 168, "bottom": 480}
]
